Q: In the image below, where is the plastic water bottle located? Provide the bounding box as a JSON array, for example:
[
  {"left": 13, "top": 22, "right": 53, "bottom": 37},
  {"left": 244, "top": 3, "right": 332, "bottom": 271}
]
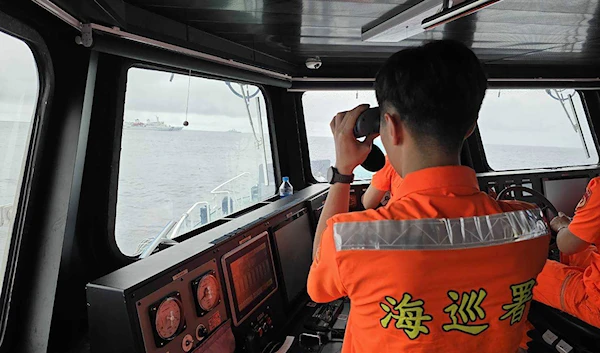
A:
[{"left": 279, "top": 176, "right": 293, "bottom": 198}]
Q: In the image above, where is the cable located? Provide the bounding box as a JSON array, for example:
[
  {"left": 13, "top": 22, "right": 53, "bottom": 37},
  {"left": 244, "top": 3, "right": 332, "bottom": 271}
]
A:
[
  {"left": 268, "top": 342, "right": 283, "bottom": 353},
  {"left": 240, "top": 83, "right": 262, "bottom": 146},
  {"left": 545, "top": 89, "right": 579, "bottom": 132},
  {"left": 261, "top": 341, "right": 283, "bottom": 353},
  {"left": 261, "top": 342, "right": 276, "bottom": 353},
  {"left": 184, "top": 69, "right": 191, "bottom": 123}
]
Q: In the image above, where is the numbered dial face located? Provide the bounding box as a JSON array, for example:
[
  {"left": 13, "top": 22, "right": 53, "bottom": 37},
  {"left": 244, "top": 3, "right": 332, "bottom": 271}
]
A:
[
  {"left": 197, "top": 274, "right": 220, "bottom": 312},
  {"left": 155, "top": 297, "right": 183, "bottom": 340}
]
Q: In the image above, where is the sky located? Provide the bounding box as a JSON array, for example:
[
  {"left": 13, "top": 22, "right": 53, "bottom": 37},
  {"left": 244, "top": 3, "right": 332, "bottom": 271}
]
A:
[
  {"left": 123, "top": 68, "right": 269, "bottom": 133},
  {"left": 0, "top": 31, "right": 39, "bottom": 123},
  {"left": 0, "top": 29, "right": 597, "bottom": 152},
  {"left": 302, "top": 89, "right": 596, "bottom": 150}
]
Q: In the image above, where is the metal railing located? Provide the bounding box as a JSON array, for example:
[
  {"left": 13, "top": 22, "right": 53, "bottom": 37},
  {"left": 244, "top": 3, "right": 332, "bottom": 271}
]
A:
[
  {"left": 166, "top": 172, "right": 253, "bottom": 239},
  {"left": 138, "top": 221, "right": 176, "bottom": 259},
  {"left": 209, "top": 172, "right": 252, "bottom": 217},
  {"left": 137, "top": 172, "right": 265, "bottom": 258},
  {"left": 168, "top": 201, "right": 210, "bottom": 239}
]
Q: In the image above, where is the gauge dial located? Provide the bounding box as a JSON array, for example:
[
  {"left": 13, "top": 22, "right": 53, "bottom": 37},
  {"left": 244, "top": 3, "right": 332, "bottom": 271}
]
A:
[
  {"left": 155, "top": 297, "right": 183, "bottom": 340},
  {"left": 197, "top": 274, "right": 220, "bottom": 312}
]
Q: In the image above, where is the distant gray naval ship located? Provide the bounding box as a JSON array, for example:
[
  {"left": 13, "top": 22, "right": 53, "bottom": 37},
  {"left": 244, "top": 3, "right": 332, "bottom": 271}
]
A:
[{"left": 124, "top": 116, "right": 184, "bottom": 131}]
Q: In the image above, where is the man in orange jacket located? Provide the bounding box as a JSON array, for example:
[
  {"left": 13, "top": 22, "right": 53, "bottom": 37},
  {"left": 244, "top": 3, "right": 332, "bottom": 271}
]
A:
[
  {"left": 307, "top": 40, "right": 549, "bottom": 353},
  {"left": 361, "top": 156, "right": 403, "bottom": 209},
  {"left": 533, "top": 178, "right": 600, "bottom": 327}
]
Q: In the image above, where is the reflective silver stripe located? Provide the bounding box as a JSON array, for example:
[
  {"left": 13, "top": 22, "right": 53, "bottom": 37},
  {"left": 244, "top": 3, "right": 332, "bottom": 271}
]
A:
[{"left": 333, "top": 209, "right": 548, "bottom": 251}]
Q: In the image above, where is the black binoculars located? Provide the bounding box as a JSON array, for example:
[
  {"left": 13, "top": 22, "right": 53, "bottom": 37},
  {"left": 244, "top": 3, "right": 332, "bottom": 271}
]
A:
[
  {"left": 353, "top": 107, "right": 380, "bottom": 138},
  {"left": 353, "top": 107, "right": 385, "bottom": 172}
]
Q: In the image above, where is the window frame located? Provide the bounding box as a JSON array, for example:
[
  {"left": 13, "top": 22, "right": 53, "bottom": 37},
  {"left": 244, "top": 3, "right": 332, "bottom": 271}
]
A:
[
  {"left": 475, "top": 88, "right": 600, "bottom": 173},
  {"left": 111, "top": 63, "right": 278, "bottom": 257},
  {"left": 0, "top": 12, "right": 54, "bottom": 348},
  {"left": 296, "top": 92, "right": 319, "bottom": 184},
  {"left": 298, "top": 86, "right": 600, "bottom": 177},
  {"left": 299, "top": 90, "right": 386, "bottom": 184}
]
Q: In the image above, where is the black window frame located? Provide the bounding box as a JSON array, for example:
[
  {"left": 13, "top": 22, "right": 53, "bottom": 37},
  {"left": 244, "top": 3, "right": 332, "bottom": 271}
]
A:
[
  {"left": 110, "top": 63, "right": 279, "bottom": 258},
  {"left": 0, "top": 11, "right": 54, "bottom": 348}
]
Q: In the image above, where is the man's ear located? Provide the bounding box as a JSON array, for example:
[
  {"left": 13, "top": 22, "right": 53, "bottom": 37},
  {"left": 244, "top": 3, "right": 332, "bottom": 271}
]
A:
[
  {"left": 465, "top": 122, "right": 477, "bottom": 139},
  {"left": 384, "top": 113, "right": 403, "bottom": 146}
]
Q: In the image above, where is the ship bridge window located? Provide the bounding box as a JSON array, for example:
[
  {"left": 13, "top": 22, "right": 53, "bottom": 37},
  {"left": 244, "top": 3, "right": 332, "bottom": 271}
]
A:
[
  {"left": 303, "top": 91, "right": 385, "bottom": 182},
  {"left": 116, "top": 68, "right": 275, "bottom": 256},
  {"left": 478, "top": 89, "right": 599, "bottom": 171},
  {"left": 0, "top": 31, "right": 39, "bottom": 289}
]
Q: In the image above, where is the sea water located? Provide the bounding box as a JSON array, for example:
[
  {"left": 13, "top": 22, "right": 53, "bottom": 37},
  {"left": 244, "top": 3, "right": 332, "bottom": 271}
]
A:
[{"left": 0, "top": 121, "right": 596, "bottom": 255}]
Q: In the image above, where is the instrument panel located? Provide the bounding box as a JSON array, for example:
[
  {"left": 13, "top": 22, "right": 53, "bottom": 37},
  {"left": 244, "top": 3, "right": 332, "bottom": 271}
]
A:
[
  {"left": 136, "top": 259, "right": 227, "bottom": 353},
  {"left": 87, "top": 185, "right": 330, "bottom": 353}
]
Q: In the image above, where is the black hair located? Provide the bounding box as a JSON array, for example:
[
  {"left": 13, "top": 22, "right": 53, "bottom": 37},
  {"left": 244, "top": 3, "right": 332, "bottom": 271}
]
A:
[{"left": 375, "top": 40, "right": 487, "bottom": 152}]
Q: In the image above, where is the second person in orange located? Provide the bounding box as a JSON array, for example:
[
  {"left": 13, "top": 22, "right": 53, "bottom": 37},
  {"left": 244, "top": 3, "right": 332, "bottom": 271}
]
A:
[
  {"left": 361, "top": 156, "right": 403, "bottom": 209},
  {"left": 533, "top": 177, "right": 600, "bottom": 328}
]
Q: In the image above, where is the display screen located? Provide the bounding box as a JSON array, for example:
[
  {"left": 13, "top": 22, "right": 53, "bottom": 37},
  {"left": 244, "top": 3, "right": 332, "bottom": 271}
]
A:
[
  {"left": 543, "top": 177, "right": 590, "bottom": 218},
  {"left": 223, "top": 231, "right": 277, "bottom": 326},
  {"left": 274, "top": 211, "right": 313, "bottom": 303},
  {"left": 231, "top": 242, "right": 275, "bottom": 311}
]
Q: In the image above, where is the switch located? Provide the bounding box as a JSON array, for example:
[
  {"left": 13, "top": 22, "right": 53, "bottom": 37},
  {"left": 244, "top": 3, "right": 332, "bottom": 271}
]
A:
[
  {"left": 196, "top": 324, "right": 208, "bottom": 341},
  {"left": 245, "top": 333, "right": 257, "bottom": 353},
  {"left": 542, "top": 329, "right": 558, "bottom": 345},
  {"left": 556, "top": 340, "right": 573, "bottom": 353},
  {"left": 182, "top": 334, "right": 194, "bottom": 352}
]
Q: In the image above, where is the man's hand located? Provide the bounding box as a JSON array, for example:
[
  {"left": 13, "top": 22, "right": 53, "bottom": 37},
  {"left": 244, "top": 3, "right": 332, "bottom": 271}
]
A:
[
  {"left": 330, "top": 105, "right": 379, "bottom": 175},
  {"left": 312, "top": 105, "right": 378, "bottom": 258},
  {"left": 550, "top": 212, "right": 571, "bottom": 233},
  {"left": 551, "top": 211, "right": 590, "bottom": 255}
]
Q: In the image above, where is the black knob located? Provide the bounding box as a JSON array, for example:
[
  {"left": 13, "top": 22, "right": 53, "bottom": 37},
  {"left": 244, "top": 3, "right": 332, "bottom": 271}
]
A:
[
  {"left": 245, "top": 333, "right": 258, "bottom": 353},
  {"left": 196, "top": 324, "right": 208, "bottom": 340}
]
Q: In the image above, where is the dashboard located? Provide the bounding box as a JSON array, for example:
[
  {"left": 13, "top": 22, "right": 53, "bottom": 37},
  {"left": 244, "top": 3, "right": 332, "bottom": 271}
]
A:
[
  {"left": 477, "top": 167, "right": 600, "bottom": 216},
  {"left": 87, "top": 185, "right": 328, "bottom": 353},
  {"left": 86, "top": 168, "right": 600, "bottom": 353},
  {"left": 136, "top": 259, "right": 225, "bottom": 352}
]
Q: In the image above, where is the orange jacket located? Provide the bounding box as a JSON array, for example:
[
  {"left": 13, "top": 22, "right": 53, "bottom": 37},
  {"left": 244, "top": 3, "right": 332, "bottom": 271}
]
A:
[
  {"left": 308, "top": 166, "right": 549, "bottom": 353},
  {"left": 371, "top": 156, "right": 403, "bottom": 202},
  {"left": 566, "top": 177, "right": 600, "bottom": 305}
]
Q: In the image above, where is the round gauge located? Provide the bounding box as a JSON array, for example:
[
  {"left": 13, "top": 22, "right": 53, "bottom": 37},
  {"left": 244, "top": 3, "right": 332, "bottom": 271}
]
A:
[
  {"left": 197, "top": 274, "right": 220, "bottom": 312},
  {"left": 155, "top": 297, "right": 183, "bottom": 340}
]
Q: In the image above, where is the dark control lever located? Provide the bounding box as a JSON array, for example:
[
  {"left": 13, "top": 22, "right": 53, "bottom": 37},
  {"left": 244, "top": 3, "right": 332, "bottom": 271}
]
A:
[{"left": 244, "top": 333, "right": 258, "bottom": 353}]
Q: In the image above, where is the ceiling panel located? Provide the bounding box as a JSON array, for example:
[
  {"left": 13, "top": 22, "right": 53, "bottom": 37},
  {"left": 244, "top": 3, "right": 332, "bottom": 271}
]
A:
[
  {"left": 127, "top": 0, "right": 408, "bottom": 18},
  {"left": 116, "top": 0, "right": 600, "bottom": 73}
]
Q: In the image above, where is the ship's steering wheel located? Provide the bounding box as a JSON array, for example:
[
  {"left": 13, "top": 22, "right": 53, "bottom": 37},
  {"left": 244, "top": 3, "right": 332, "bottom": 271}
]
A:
[{"left": 496, "top": 186, "right": 559, "bottom": 258}]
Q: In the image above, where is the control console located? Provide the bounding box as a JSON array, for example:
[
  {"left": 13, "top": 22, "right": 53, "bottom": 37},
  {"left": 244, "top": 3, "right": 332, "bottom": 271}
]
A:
[
  {"left": 135, "top": 259, "right": 227, "bottom": 353},
  {"left": 243, "top": 307, "right": 278, "bottom": 353},
  {"left": 221, "top": 231, "right": 286, "bottom": 353},
  {"left": 87, "top": 187, "right": 330, "bottom": 353}
]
